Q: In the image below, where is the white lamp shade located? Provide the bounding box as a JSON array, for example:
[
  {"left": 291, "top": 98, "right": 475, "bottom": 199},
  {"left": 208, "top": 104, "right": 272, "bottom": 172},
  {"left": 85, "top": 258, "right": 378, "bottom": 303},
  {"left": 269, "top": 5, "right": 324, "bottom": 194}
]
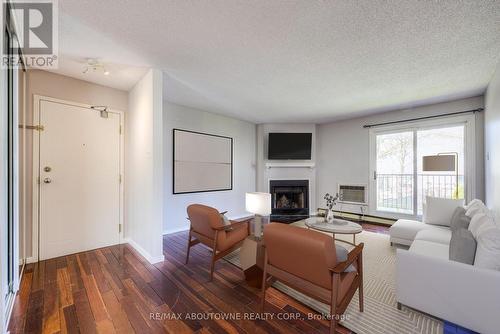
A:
[
  {"left": 246, "top": 192, "right": 272, "bottom": 216},
  {"left": 422, "top": 155, "right": 456, "bottom": 172}
]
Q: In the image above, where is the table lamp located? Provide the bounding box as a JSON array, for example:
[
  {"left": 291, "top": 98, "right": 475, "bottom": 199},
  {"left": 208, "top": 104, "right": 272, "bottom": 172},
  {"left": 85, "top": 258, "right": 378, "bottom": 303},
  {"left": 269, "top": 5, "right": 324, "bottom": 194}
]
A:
[{"left": 245, "top": 192, "right": 271, "bottom": 239}]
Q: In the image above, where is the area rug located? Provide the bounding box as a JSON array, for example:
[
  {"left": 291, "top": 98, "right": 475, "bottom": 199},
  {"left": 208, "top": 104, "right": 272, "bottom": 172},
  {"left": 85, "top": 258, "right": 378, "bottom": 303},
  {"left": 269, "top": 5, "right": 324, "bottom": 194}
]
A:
[{"left": 224, "top": 221, "right": 443, "bottom": 334}]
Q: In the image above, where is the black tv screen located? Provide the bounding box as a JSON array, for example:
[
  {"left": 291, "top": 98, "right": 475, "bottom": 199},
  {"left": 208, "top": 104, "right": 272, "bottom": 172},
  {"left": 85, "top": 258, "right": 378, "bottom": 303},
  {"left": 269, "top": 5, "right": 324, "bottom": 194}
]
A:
[{"left": 268, "top": 133, "right": 312, "bottom": 160}]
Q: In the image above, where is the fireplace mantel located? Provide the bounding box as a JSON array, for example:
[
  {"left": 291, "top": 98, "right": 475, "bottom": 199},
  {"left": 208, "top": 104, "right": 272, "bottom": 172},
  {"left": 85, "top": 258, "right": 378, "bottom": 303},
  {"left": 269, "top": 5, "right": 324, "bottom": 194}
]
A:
[{"left": 265, "top": 162, "right": 315, "bottom": 169}]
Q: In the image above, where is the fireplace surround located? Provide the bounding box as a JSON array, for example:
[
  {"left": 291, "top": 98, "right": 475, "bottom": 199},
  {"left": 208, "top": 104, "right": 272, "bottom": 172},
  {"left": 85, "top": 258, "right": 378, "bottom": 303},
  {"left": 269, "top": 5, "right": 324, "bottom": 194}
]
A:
[{"left": 269, "top": 180, "right": 309, "bottom": 223}]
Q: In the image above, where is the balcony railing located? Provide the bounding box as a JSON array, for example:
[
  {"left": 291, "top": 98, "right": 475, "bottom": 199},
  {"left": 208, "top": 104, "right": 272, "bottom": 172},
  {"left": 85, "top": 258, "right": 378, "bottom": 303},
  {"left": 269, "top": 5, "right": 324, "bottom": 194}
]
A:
[{"left": 376, "top": 173, "right": 464, "bottom": 214}]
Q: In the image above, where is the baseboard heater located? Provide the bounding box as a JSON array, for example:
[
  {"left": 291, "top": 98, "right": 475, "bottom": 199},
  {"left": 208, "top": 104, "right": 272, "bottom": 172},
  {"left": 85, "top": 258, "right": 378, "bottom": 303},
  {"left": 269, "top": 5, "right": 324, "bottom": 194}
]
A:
[{"left": 331, "top": 210, "right": 396, "bottom": 226}]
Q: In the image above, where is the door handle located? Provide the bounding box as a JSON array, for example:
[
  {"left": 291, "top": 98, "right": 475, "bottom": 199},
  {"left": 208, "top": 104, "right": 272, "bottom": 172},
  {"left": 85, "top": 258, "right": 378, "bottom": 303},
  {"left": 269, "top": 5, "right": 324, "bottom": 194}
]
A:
[{"left": 43, "top": 177, "right": 52, "bottom": 184}]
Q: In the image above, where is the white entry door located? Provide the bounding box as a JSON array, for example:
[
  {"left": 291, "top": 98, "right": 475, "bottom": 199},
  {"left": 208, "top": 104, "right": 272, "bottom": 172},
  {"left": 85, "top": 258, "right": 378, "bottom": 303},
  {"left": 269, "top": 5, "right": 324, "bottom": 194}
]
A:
[{"left": 37, "top": 98, "right": 122, "bottom": 260}]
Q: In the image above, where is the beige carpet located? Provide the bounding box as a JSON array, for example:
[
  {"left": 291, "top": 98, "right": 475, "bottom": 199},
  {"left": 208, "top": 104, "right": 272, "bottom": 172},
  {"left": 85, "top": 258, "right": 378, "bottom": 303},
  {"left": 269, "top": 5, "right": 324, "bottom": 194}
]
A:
[{"left": 224, "top": 221, "right": 443, "bottom": 334}]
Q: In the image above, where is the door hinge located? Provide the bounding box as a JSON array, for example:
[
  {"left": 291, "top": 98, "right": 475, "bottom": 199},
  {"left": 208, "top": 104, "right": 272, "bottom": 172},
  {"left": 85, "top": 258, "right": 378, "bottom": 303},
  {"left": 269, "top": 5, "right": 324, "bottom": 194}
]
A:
[
  {"left": 119, "top": 174, "right": 122, "bottom": 183},
  {"left": 119, "top": 224, "right": 122, "bottom": 233},
  {"left": 20, "top": 124, "right": 44, "bottom": 131},
  {"left": 373, "top": 171, "right": 377, "bottom": 180},
  {"left": 119, "top": 125, "right": 122, "bottom": 134}
]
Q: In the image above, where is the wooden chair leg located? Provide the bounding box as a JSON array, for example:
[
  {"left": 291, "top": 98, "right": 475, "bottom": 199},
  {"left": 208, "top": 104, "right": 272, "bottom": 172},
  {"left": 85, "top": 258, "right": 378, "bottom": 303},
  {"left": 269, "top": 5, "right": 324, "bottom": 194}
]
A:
[
  {"left": 261, "top": 286, "right": 267, "bottom": 313},
  {"left": 358, "top": 253, "right": 364, "bottom": 312},
  {"left": 209, "top": 231, "right": 218, "bottom": 281},
  {"left": 330, "top": 274, "right": 340, "bottom": 334},
  {"left": 185, "top": 230, "right": 192, "bottom": 264},
  {"left": 261, "top": 252, "right": 268, "bottom": 313},
  {"left": 209, "top": 255, "right": 216, "bottom": 281}
]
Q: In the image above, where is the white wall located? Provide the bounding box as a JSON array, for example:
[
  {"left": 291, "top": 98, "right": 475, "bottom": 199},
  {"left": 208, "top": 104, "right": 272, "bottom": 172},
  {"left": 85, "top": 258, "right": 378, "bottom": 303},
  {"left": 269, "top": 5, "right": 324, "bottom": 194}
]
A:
[
  {"left": 485, "top": 64, "right": 500, "bottom": 222},
  {"left": 317, "top": 96, "right": 485, "bottom": 216},
  {"left": 125, "top": 69, "right": 164, "bottom": 263},
  {"left": 256, "top": 123, "right": 317, "bottom": 213},
  {"left": 163, "top": 102, "right": 256, "bottom": 233}
]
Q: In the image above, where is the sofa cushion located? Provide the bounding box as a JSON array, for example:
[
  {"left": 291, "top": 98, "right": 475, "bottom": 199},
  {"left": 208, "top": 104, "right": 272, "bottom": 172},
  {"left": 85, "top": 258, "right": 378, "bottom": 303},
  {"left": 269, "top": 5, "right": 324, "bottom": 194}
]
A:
[
  {"left": 474, "top": 226, "right": 500, "bottom": 271},
  {"left": 415, "top": 228, "right": 452, "bottom": 245},
  {"left": 423, "top": 196, "right": 464, "bottom": 227},
  {"left": 450, "top": 206, "right": 471, "bottom": 232},
  {"left": 409, "top": 240, "right": 449, "bottom": 260},
  {"left": 449, "top": 228, "right": 476, "bottom": 265},
  {"left": 390, "top": 219, "right": 428, "bottom": 244}
]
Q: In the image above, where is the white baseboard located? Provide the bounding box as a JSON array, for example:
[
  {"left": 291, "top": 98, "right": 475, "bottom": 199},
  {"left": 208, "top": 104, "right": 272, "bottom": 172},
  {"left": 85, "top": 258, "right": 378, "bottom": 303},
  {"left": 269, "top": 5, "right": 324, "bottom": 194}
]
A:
[
  {"left": 123, "top": 238, "right": 165, "bottom": 264},
  {"left": 25, "top": 256, "right": 38, "bottom": 264},
  {"left": 163, "top": 226, "right": 189, "bottom": 235}
]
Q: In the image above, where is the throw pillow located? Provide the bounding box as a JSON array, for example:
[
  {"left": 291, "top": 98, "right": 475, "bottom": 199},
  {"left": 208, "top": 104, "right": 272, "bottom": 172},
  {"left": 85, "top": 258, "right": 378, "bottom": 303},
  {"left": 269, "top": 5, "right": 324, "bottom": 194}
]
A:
[
  {"left": 464, "top": 199, "right": 483, "bottom": 210},
  {"left": 468, "top": 213, "right": 493, "bottom": 239},
  {"left": 465, "top": 201, "right": 488, "bottom": 218},
  {"left": 474, "top": 226, "right": 500, "bottom": 271},
  {"left": 423, "top": 196, "right": 465, "bottom": 227},
  {"left": 336, "top": 245, "right": 356, "bottom": 272},
  {"left": 450, "top": 207, "right": 471, "bottom": 232},
  {"left": 449, "top": 228, "right": 476, "bottom": 265}
]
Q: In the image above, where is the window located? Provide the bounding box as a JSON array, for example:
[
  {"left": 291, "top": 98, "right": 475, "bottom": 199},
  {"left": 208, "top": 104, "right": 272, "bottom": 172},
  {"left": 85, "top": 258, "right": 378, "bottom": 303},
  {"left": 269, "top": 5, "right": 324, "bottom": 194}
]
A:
[{"left": 370, "top": 115, "right": 475, "bottom": 217}]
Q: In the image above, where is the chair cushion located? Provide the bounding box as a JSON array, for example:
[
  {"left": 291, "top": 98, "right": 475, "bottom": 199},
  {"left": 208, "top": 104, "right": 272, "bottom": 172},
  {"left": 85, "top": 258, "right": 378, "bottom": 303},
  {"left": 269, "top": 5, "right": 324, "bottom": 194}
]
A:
[
  {"left": 409, "top": 240, "right": 449, "bottom": 260},
  {"left": 390, "top": 219, "right": 428, "bottom": 243},
  {"left": 263, "top": 223, "right": 338, "bottom": 290},
  {"left": 187, "top": 204, "right": 224, "bottom": 238},
  {"left": 449, "top": 228, "right": 477, "bottom": 265},
  {"left": 217, "top": 223, "right": 248, "bottom": 252},
  {"left": 423, "top": 196, "right": 464, "bottom": 227},
  {"left": 415, "top": 228, "right": 452, "bottom": 245}
]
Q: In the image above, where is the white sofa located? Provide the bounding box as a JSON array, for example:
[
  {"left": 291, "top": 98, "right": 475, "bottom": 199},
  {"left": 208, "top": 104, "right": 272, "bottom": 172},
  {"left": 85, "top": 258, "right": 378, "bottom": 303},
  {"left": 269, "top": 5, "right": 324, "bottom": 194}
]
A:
[{"left": 391, "top": 216, "right": 500, "bottom": 334}]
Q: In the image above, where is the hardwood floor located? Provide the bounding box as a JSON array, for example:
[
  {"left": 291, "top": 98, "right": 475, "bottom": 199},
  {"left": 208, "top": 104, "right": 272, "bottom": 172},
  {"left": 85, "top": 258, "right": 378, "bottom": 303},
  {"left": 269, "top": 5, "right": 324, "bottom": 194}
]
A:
[{"left": 9, "top": 223, "right": 388, "bottom": 334}]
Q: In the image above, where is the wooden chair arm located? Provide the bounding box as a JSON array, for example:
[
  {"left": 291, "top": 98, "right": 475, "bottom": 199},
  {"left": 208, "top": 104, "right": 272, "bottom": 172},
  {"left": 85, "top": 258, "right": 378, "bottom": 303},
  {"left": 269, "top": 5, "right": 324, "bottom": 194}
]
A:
[
  {"left": 213, "top": 220, "right": 250, "bottom": 231},
  {"left": 330, "top": 243, "right": 364, "bottom": 274}
]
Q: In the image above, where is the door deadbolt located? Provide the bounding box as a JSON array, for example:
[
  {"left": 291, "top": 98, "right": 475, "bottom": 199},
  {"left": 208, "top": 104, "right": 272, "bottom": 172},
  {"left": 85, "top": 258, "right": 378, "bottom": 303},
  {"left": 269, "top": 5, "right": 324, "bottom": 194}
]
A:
[
  {"left": 44, "top": 166, "right": 52, "bottom": 172},
  {"left": 43, "top": 178, "right": 52, "bottom": 184}
]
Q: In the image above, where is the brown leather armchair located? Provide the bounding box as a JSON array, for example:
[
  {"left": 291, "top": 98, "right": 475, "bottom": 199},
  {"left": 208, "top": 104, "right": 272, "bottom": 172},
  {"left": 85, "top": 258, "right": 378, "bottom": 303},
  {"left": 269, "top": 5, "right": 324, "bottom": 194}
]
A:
[
  {"left": 186, "top": 204, "right": 250, "bottom": 280},
  {"left": 261, "top": 223, "right": 364, "bottom": 334}
]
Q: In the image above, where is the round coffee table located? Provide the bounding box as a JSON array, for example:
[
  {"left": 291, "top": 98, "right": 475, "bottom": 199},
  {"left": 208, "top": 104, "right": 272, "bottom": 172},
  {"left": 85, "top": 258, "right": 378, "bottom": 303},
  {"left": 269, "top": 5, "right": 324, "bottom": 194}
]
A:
[{"left": 304, "top": 217, "right": 362, "bottom": 245}]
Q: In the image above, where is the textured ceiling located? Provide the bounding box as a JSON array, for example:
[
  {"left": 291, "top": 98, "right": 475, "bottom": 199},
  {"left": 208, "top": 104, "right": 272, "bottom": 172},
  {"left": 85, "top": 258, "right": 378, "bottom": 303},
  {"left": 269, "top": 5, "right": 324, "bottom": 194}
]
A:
[{"left": 58, "top": 0, "right": 500, "bottom": 123}]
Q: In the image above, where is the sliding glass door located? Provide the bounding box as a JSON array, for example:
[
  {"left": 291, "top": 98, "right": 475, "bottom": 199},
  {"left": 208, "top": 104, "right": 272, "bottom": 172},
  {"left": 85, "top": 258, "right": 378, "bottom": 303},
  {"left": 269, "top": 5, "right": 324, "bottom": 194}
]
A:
[
  {"left": 416, "top": 126, "right": 465, "bottom": 214},
  {"left": 370, "top": 115, "right": 474, "bottom": 217},
  {"left": 2, "top": 5, "right": 21, "bottom": 323},
  {"left": 375, "top": 131, "right": 414, "bottom": 214}
]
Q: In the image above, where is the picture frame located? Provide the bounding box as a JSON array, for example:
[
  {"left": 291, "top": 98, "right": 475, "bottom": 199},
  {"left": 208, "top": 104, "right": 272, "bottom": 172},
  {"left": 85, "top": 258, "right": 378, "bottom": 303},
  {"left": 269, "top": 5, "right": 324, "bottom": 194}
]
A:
[{"left": 173, "top": 129, "right": 233, "bottom": 194}]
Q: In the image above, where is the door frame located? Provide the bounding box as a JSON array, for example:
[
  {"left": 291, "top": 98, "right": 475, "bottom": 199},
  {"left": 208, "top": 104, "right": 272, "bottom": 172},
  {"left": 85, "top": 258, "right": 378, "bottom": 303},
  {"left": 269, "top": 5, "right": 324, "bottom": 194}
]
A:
[{"left": 31, "top": 95, "right": 125, "bottom": 262}]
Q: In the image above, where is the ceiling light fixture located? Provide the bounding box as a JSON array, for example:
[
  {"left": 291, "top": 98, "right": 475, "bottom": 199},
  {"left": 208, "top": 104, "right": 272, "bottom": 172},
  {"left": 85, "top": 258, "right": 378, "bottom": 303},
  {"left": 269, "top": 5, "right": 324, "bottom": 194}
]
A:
[{"left": 82, "top": 58, "right": 110, "bottom": 76}]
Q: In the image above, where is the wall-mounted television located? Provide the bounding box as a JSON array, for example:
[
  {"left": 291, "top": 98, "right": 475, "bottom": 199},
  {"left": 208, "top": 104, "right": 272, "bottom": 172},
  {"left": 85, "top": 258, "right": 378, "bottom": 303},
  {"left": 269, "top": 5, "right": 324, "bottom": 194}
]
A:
[{"left": 268, "top": 133, "right": 312, "bottom": 160}]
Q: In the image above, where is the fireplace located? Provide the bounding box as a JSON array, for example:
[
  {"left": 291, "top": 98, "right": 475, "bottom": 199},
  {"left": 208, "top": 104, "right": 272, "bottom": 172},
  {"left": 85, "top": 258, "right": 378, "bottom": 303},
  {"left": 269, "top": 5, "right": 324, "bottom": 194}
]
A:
[{"left": 270, "top": 180, "right": 309, "bottom": 223}]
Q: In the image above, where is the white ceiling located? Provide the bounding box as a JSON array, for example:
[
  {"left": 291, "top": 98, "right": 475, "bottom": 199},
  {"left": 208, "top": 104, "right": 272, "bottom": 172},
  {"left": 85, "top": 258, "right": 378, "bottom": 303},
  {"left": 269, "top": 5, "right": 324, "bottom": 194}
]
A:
[{"left": 57, "top": 1, "right": 500, "bottom": 123}]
